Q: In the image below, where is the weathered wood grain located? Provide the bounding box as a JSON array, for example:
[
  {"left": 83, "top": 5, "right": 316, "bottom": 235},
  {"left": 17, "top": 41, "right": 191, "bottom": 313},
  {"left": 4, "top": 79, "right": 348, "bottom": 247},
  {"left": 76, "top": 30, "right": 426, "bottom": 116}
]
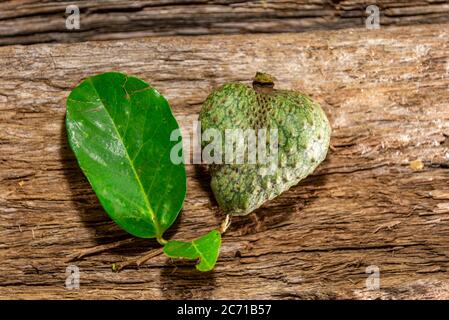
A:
[
  {"left": 1, "top": 23, "right": 449, "bottom": 299},
  {"left": 1, "top": 0, "right": 449, "bottom": 45}
]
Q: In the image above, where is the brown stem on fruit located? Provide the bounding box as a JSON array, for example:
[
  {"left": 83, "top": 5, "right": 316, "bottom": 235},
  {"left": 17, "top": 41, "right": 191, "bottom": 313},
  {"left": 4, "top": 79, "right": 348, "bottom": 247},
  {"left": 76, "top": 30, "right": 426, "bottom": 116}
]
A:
[
  {"left": 67, "top": 238, "right": 136, "bottom": 261},
  {"left": 218, "top": 214, "right": 231, "bottom": 234},
  {"left": 252, "top": 72, "right": 275, "bottom": 93},
  {"left": 112, "top": 247, "right": 164, "bottom": 272}
]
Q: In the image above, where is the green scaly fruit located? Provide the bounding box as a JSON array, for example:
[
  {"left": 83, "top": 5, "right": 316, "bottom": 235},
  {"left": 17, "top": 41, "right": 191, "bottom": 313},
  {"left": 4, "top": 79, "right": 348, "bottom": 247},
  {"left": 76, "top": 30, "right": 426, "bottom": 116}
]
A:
[{"left": 199, "top": 72, "right": 331, "bottom": 216}]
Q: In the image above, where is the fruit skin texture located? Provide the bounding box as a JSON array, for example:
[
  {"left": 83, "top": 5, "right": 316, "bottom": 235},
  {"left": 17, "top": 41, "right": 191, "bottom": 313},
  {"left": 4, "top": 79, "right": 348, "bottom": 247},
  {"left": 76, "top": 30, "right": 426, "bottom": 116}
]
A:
[{"left": 199, "top": 73, "right": 331, "bottom": 216}]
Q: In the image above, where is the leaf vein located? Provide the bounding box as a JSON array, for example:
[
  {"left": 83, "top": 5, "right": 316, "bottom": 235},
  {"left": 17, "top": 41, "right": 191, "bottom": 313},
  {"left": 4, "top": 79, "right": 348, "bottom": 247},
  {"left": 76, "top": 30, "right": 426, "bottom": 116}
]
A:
[{"left": 87, "top": 77, "right": 161, "bottom": 236}]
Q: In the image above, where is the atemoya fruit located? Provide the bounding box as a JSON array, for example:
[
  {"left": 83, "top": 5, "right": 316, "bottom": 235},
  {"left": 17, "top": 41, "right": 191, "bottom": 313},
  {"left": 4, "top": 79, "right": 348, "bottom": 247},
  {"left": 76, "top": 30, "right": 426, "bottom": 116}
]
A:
[{"left": 199, "top": 72, "right": 331, "bottom": 216}]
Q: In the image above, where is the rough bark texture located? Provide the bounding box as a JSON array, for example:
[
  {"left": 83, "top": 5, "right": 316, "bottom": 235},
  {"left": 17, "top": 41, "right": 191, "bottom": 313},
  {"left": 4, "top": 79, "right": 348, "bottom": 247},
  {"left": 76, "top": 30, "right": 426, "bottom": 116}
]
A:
[
  {"left": 1, "top": 23, "right": 449, "bottom": 299},
  {"left": 1, "top": 0, "right": 449, "bottom": 46}
]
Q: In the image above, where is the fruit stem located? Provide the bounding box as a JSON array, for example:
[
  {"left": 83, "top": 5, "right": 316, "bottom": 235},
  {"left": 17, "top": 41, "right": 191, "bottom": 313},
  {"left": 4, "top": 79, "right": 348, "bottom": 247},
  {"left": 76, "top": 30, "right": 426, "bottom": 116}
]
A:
[
  {"left": 218, "top": 214, "right": 231, "bottom": 234},
  {"left": 252, "top": 72, "right": 275, "bottom": 93}
]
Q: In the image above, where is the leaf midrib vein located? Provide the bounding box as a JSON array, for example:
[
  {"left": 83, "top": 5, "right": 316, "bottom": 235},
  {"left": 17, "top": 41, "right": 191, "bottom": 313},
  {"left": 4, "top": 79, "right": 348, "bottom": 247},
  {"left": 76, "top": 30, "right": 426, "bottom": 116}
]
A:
[
  {"left": 87, "top": 77, "right": 161, "bottom": 237},
  {"left": 191, "top": 241, "right": 211, "bottom": 270},
  {"left": 131, "top": 116, "right": 163, "bottom": 162}
]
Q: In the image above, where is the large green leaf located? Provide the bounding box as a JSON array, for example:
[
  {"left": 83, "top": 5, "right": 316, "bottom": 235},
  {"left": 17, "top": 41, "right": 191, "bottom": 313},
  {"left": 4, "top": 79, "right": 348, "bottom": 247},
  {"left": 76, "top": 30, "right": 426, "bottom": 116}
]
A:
[
  {"left": 66, "top": 72, "right": 186, "bottom": 239},
  {"left": 163, "top": 230, "right": 221, "bottom": 271}
]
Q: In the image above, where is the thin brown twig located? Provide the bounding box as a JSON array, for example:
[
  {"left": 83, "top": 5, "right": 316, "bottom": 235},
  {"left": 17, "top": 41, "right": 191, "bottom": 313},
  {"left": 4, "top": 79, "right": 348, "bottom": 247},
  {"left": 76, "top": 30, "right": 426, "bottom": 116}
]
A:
[
  {"left": 69, "top": 213, "right": 231, "bottom": 270},
  {"left": 112, "top": 247, "right": 164, "bottom": 272},
  {"left": 66, "top": 238, "right": 136, "bottom": 261}
]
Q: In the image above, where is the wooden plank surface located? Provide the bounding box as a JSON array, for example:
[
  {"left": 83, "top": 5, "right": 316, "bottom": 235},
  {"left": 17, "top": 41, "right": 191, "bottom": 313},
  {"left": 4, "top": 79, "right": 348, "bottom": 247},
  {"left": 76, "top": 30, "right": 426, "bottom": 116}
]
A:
[
  {"left": 1, "top": 23, "right": 449, "bottom": 299},
  {"left": 1, "top": 0, "right": 449, "bottom": 45}
]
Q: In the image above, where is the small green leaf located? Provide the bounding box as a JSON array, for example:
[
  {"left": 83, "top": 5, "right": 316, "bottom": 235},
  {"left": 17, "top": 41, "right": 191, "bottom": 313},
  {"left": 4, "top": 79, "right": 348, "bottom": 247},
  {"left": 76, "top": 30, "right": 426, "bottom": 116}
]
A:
[
  {"left": 66, "top": 72, "right": 186, "bottom": 239},
  {"left": 163, "top": 230, "right": 222, "bottom": 272}
]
